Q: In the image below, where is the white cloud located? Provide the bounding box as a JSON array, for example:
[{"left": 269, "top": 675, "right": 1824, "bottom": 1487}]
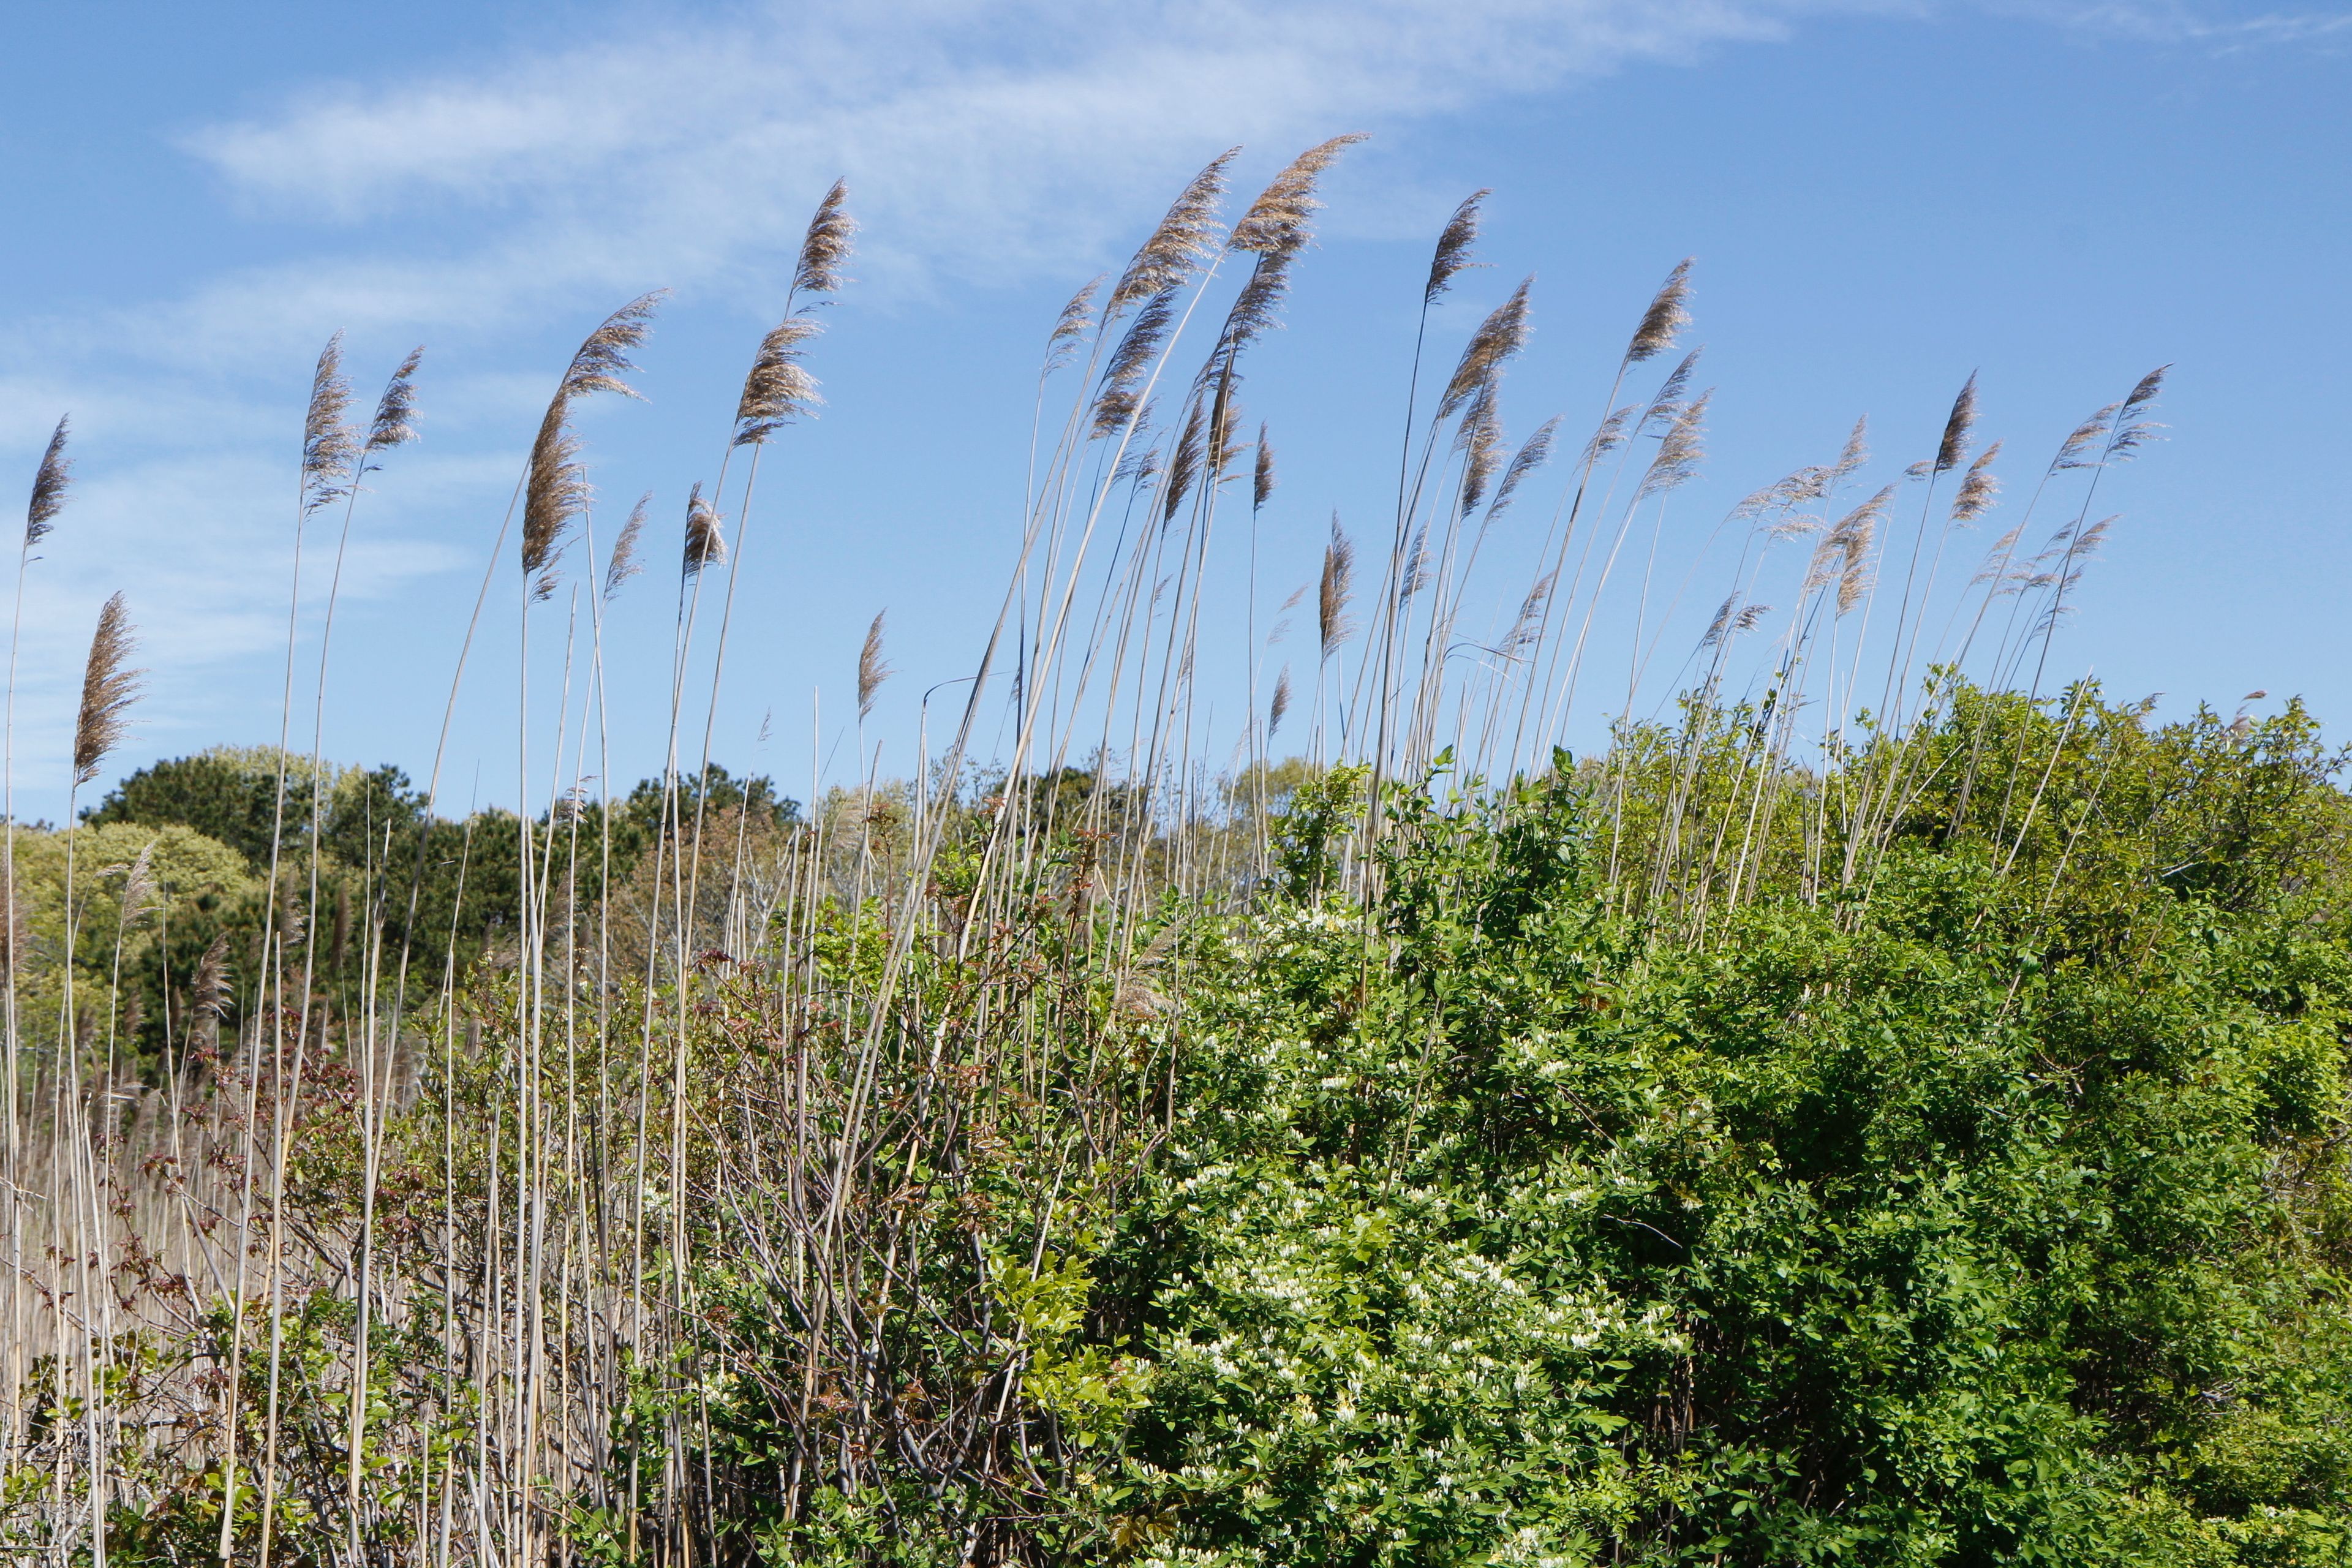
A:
[{"left": 183, "top": 0, "right": 1841, "bottom": 315}]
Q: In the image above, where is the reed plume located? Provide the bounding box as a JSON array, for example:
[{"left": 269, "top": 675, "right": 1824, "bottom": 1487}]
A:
[
  {"left": 1950, "top": 442, "right": 2002, "bottom": 524},
  {"left": 1507, "top": 573, "right": 1555, "bottom": 656},
  {"left": 1483, "top": 416, "right": 1559, "bottom": 526},
  {"left": 526, "top": 294, "right": 663, "bottom": 584},
  {"left": 1638, "top": 350, "right": 1703, "bottom": 436},
  {"left": 301, "top": 333, "right": 358, "bottom": 516},
  {"left": 1319, "top": 513, "right": 1355, "bottom": 659},
  {"left": 557, "top": 291, "right": 665, "bottom": 403},
  {"left": 523, "top": 423, "right": 589, "bottom": 582},
  {"left": 680, "top": 483, "right": 725, "bottom": 579},
  {"left": 605, "top": 492, "right": 650, "bottom": 600},
  {"left": 1581, "top": 405, "right": 1633, "bottom": 467},
  {"left": 1400, "top": 524, "right": 1432, "bottom": 603},
  {"left": 1625, "top": 259, "right": 1694, "bottom": 364},
  {"left": 2052, "top": 407, "right": 2113, "bottom": 472},
  {"left": 1831, "top": 415, "right": 1870, "bottom": 486},
  {"left": 1826, "top": 485, "right": 1894, "bottom": 614},
  {"left": 1232, "top": 134, "right": 1365, "bottom": 259},
  {"left": 793, "top": 178, "right": 856, "bottom": 298},
  {"left": 1107, "top": 148, "right": 1238, "bottom": 311},
  {"left": 1253, "top": 424, "right": 1276, "bottom": 512},
  {"left": 2108, "top": 365, "right": 2168, "bottom": 461},
  {"left": 1216, "top": 135, "right": 1366, "bottom": 360},
  {"left": 1268, "top": 665, "right": 1292, "bottom": 739},
  {"left": 188, "top": 930, "right": 231, "bottom": 1050},
  {"left": 1635, "top": 390, "right": 1712, "bottom": 501},
  {"left": 118, "top": 840, "right": 159, "bottom": 925},
  {"left": 1208, "top": 371, "right": 1246, "bottom": 480},
  {"left": 1455, "top": 386, "right": 1504, "bottom": 512},
  {"left": 1700, "top": 594, "right": 1737, "bottom": 649},
  {"left": 366, "top": 349, "right": 424, "bottom": 454},
  {"left": 1438, "top": 276, "right": 1533, "bottom": 420},
  {"left": 1095, "top": 293, "right": 1177, "bottom": 437},
  {"left": 1934, "top": 372, "right": 1979, "bottom": 473},
  {"left": 26, "top": 417, "right": 70, "bottom": 547},
  {"left": 73, "top": 590, "right": 140, "bottom": 785},
  {"left": 1163, "top": 398, "right": 1208, "bottom": 524},
  {"left": 1045, "top": 276, "right": 1105, "bottom": 375},
  {"left": 858, "top": 612, "right": 892, "bottom": 720},
  {"left": 1425, "top": 190, "right": 1491, "bottom": 306},
  {"left": 734, "top": 315, "right": 824, "bottom": 446}
]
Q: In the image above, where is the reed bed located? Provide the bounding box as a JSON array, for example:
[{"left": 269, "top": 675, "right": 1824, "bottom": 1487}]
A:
[{"left": 0, "top": 140, "right": 2230, "bottom": 1566}]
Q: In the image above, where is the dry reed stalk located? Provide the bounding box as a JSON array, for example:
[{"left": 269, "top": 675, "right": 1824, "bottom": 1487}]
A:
[{"left": 3, "top": 413, "right": 70, "bottom": 1457}]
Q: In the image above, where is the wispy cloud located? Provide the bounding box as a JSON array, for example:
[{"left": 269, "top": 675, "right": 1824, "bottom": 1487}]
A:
[
  {"left": 185, "top": 0, "right": 1834, "bottom": 316},
  {"left": 1989, "top": 0, "right": 2352, "bottom": 45}
]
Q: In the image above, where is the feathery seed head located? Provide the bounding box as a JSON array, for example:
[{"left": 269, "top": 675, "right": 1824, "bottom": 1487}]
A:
[
  {"left": 735, "top": 313, "right": 824, "bottom": 446},
  {"left": 302, "top": 332, "right": 359, "bottom": 515},
  {"left": 2052, "top": 404, "right": 2118, "bottom": 472},
  {"left": 1830, "top": 416, "right": 1870, "bottom": 488},
  {"left": 1092, "top": 292, "right": 1177, "bottom": 438},
  {"left": 1400, "top": 522, "right": 1432, "bottom": 603},
  {"left": 1507, "top": 573, "right": 1555, "bottom": 657},
  {"left": 604, "top": 491, "right": 649, "bottom": 601},
  {"left": 1700, "top": 594, "right": 1737, "bottom": 649},
  {"left": 1638, "top": 349, "right": 1703, "bottom": 437},
  {"left": 190, "top": 931, "right": 232, "bottom": 1045},
  {"left": 1045, "top": 276, "right": 1106, "bottom": 376},
  {"left": 524, "top": 293, "right": 665, "bottom": 584},
  {"left": 1114, "top": 439, "right": 1163, "bottom": 491},
  {"left": 680, "top": 482, "right": 725, "bottom": 580},
  {"left": 1425, "top": 189, "right": 1491, "bottom": 306},
  {"left": 1635, "top": 390, "right": 1711, "bottom": 501},
  {"left": 1253, "top": 424, "right": 1276, "bottom": 512},
  {"left": 1163, "top": 397, "right": 1208, "bottom": 526},
  {"left": 1231, "top": 134, "right": 1366, "bottom": 260},
  {"left": 1935, "top": 372, "right": 1979, "bottom": 474},
  {"left": 1828, "top": 485, "right": 1894, "bottom": 614},
  {"left": 793, "top": 179, "right": 856, "bottom": 299},
  {"left": 1625, "top": 259, "right": 1694, "bottom": 364},
  {"left": 74, "top": 591, "right": 141, "bottom": 786},
  {"left": 1455, "top": 385, "right": 1504, "bottom": 513},
  {"left": 2108, "top": 365, "right": 2169, "bottom": 462},
  {"left": 1581, "top": 405, "right": 1633, "bottom": 467},
  {"left": 1485, "top": 415, "right": 1559, "bottom": 524},
  {"left": 522, "top": 413, "right": 587, "bottom": 581},
  {"left": 1969, "top": 523, "right": 2029, "bottom": 588},
  {"left": 559, "top": 292, "right": 665, "bottom": 404},
  {"left": 366, "top": 347, "right": 424, "bottom": 454},
  {"left": 1438, "top": 276, "right": 1532, "bottom": 420},
  {"left": 858, "top": 611, "right": 892, "bottom": 720},
  {"left": 119, "top": 840, "right": 160, "bottom": 925},
  {"left": 1948, "top": 441, "right": 2002, "bottom": 526},
  {"left": 1108, "top": 149, "right": 1238, "bottom": 311},
  {"left": 1267, "top": 665, "right": 1292, "bottom": 740},
  {"left": 1317, "top": 513, "right": 1354, "bottom": 660},
  {"left": 26, "top": 416, "right": 70, "bottom": 549}
]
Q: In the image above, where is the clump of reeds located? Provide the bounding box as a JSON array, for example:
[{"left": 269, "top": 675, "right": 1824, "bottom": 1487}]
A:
[{"left": 0, "top": 138, "right": 2177, "bottom": 1568}]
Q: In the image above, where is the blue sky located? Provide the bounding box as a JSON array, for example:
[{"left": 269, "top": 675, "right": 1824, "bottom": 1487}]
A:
[{"left": 0, "top": 0, "right": 2345, "bottom": 820}]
